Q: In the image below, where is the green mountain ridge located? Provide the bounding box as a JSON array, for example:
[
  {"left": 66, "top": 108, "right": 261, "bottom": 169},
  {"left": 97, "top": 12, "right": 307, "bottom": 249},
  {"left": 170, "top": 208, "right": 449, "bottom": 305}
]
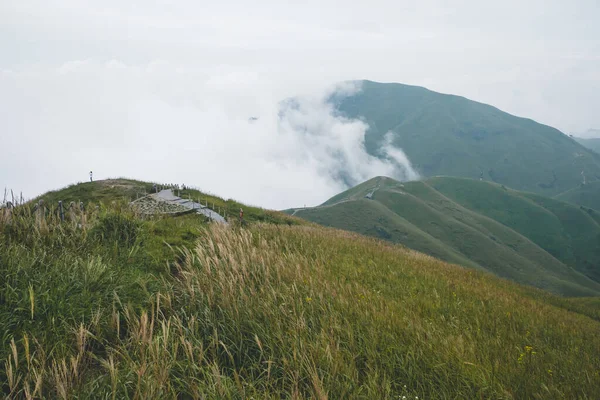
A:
[
  {"left": 330, "top": 80, "right": 600, "bottom": 200},
  {"left": 554, "top": 181, "right": 600, "bottom": 211},
  {"left": 291, "top": 176, "right": 600, "bottom": 297}
]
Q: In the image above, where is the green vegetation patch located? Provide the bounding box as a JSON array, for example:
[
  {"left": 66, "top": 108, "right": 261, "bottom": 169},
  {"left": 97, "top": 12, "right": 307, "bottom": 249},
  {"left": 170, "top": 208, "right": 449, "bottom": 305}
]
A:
[
  {"left": 1, "top": 205, "right": 599, "bottom": 398},
  {"left": 554, "top": 181, "right": 600, "bottom": 211}
]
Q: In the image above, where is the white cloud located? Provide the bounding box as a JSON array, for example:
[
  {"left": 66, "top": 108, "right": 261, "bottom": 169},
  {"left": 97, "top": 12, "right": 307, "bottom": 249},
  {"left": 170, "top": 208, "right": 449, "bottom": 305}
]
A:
[
  {"left": 1, "top": 0, "right": 599, "bottom": 207},
  {"left": 0, "top": 62, "right": 417, "bottom": 208}
]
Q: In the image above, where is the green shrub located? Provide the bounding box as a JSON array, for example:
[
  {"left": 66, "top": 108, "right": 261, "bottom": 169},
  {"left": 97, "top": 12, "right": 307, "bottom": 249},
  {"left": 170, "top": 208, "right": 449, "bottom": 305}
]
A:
[{"left": 92, "top": 213, "right": 140, "bottom": 248}]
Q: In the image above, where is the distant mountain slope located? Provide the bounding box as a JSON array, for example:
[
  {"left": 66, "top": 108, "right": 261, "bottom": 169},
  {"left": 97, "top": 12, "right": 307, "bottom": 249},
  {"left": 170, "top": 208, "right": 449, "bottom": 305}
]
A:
[
  {"left": 290, "top": 176, "right": 600, "bottom": 296},
  {"left": 331, "top": 80, "right": 600, "bottom": 195},
  {"left": 427, "top": 177, "right": 600, "bottom": 282},
  {"left": 554, "top": 181, "right": 600, "bottom": 212},
  {"left": 575, "top": 137, "right": 600, "bottom": 154}
]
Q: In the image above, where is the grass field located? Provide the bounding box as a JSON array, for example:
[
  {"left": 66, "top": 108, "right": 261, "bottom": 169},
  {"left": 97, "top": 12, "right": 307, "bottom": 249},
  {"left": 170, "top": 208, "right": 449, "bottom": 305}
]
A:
[
  {"left": 554, "top": 181, "right": 600, "bottom": 212},
  {"left": 292, "top": 176, "right": 600, "bottom": 296},
  {"left": 2, "top": 183, "right": 600, "bottom": 398}
]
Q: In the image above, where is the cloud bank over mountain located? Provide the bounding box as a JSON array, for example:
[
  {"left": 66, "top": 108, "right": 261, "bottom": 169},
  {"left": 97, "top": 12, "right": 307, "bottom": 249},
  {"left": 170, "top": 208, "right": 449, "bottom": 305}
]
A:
[
  {"left": 1, "top": 62, "right": 417, "bottom": 208},
  {"left": 1, "top": 0, "right": 599, "bottom": 207}
]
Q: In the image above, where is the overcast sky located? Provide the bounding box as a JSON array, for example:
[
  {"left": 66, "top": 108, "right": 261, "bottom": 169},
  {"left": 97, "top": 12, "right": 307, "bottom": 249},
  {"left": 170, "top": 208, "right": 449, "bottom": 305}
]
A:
[{"left": 1, "top": 0, "right": 599, "bottom": 208}]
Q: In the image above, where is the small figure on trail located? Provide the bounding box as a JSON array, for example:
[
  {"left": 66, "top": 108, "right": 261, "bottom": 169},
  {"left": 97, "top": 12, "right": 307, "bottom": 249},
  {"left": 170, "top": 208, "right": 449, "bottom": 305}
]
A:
[
  {"left": 89, "top": 171, "right": 93, "bottom": 182},
  {"left": 239, "top": 208, "right": 244, "bottom": 221}
]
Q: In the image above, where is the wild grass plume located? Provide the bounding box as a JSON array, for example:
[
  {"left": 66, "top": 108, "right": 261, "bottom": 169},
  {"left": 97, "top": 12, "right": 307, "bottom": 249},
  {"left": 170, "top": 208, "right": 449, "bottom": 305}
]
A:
[{"left": 1, "top": 187, "right": 599, "bottom": 398}]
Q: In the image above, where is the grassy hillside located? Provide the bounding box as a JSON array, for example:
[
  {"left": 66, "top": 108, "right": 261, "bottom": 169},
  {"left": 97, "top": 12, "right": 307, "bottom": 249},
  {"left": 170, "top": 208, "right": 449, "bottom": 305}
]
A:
[
  {"left": 426, "top": 177, "right": 600, "bottom": 282},
  {"left": 328, "top": 80, "right": 600, "bottom": 195},
  {"left": 292, "top": 176, "right": 600, "bottom": 296},
  {"left": 30, "top": 178, "right": 303, "bottom": 226},
  {"left": 29, "top": 178, "right": 154, "bottom": 205},
  {"left": 575, "top": 137, "right": 600, "bottom": 154},
  {"left": 1, "top": 181, "right": 600, "bottom": 398},
  {"left": 554, "top": 181, "right": 600, "bottom": 211}
]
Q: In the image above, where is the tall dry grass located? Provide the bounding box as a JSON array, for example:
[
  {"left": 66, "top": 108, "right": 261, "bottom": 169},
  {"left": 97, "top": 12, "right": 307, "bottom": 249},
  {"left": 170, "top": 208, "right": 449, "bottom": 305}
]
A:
[{"left": 1, "top": 208, "right": 599, "bottom": 398}]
